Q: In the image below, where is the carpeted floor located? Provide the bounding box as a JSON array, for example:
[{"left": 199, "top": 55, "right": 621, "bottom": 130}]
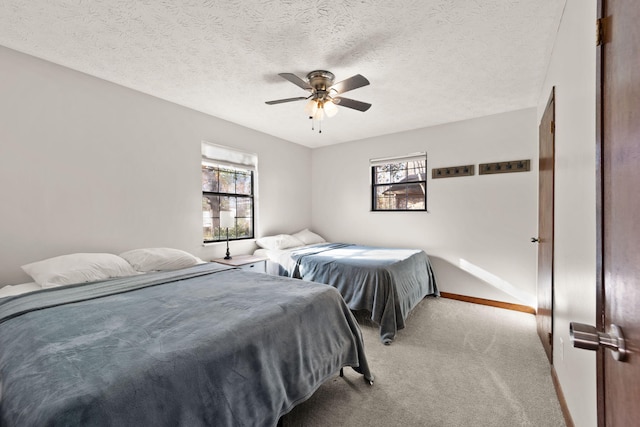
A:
[{"left": 281, "top": 297, "right": 565, "bottom": 426}]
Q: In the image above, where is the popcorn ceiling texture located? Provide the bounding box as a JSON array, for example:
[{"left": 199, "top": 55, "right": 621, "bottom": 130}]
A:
[{"left": 0, "top": 0, "right": 566, "bottom": 147}]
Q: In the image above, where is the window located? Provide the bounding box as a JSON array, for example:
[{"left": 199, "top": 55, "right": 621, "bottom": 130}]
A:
[
  {"left": 201, "top": 143, "right": 256, "bottom": 243},
  {"left": 371, "top": 153, "right": 427, "bottom": 211}
]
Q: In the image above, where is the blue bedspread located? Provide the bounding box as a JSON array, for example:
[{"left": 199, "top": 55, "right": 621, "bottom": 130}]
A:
[
  {"left": 273, "top": 243, "right": 438, "bottom": 344},
  {"left": 0, "top": 263, "right": 372, "bottom": 427}
]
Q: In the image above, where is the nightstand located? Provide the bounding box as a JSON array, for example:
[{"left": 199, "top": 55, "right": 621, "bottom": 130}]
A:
[{"left": 212, "top": 254, "right": 267, "bottom": 273}]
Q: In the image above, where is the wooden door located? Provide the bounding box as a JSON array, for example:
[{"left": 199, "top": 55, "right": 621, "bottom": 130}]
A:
[
  {"left": 597, "top": 0, "right": 640, "bottom": 424},
  {"left": 537, "top": 88, "right": 555, "bottom": 364}
]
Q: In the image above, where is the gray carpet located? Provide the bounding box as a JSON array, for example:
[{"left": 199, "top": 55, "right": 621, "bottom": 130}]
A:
[{"left": 281, "top": 297, "right": 565, "bottom": 427}]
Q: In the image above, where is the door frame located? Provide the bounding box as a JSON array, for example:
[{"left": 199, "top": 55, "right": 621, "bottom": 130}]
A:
[{"left": 595, "top": 0, "right": 605, "bottom": 424}]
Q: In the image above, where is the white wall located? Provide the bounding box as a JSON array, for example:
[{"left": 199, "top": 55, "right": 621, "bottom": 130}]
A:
[
  {"left": 538, "top": 1, "right": 597, "bottom": 426},
  {"left": 0, "top": 46, "right": 311, "bottom": 285},
  {"left": 311, "top": 108, "right": 539, "bottom": 307}
]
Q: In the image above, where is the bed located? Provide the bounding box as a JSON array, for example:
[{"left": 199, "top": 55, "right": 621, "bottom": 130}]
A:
[
  {"left": 0, "top": 251, "right": 373, "bottom": 427},
  {"left": 254, "top": 230, "right": 439, "bottom": 345}
]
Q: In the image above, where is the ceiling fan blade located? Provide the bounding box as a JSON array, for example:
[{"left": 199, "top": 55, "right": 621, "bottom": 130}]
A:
[
  {"left": 265, "top": 97, "right": 308, "bottom": 105},
  {"left": 278, "top": 73, "right": 313, "bottom": 91},
  {"left": 331, "top": 74, "right": 370, "bottom": 94},
  {"left": 334, "top": 97, "right": 372, "bottom": 112}
]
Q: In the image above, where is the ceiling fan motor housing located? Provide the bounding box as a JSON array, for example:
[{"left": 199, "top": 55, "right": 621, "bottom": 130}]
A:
[{"left": 307, "top": 70, "right": 335, "bottom": 99}]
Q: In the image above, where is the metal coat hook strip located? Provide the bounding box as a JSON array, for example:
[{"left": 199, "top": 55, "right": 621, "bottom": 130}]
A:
[
  {"left": 479, "top": 160, "right": 531, "bottom": 175},
  {"left": 431, "top": 164, "right": 475, "bottom": 179}
]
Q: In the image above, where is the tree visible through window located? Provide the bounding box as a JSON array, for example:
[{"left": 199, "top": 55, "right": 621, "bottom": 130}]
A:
[
  {"left": 202, "top": 163, "right": 254, "bottom": 243},
  {"left": 371, "top": 156, "right": 427, "bottom": 211}
]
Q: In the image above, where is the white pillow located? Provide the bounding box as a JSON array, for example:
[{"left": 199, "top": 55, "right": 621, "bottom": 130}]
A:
[
  {"left": 119, "top": 247, "right": 204, "bottom": 272},
  {"left": 292, "top": 229, "right": 326, "bottom": 245},
  {"left": 21, "top": 253, "right": 139, "bottom": 288},
  {"left": 255, "top": 234, "right": 304, "bottom": 250}
]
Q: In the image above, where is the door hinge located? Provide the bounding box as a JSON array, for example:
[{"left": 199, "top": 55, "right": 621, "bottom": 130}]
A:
[
  {"left": 596, "top": 19, "right": 602, "bottom": 46},
  {"left": 550, "top": 120, "right": 555, "bottom": 134},
  {"left": 548, "top": 332, "right": 553, "bottom": 346}
]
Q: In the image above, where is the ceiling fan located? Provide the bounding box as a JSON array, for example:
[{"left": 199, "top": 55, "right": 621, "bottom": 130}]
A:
[{"left": 265, "top": 70, "right": 371, "bottom": 130}]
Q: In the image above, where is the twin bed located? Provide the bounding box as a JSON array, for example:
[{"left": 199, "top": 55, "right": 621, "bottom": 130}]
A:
[
  {"left": 254, "top": 230, "right": 439, "bottom": 345},
  {"left": 0, "top": 250, "right": 372, "bottom": 427}
]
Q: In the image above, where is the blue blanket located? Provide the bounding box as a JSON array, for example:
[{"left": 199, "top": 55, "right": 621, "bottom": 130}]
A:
[
  {"left": 278, "top": 244, "right": 439, "bottom": 344},
  {"left": 0, "top": 263, "right": 372, "bottom": 427}
]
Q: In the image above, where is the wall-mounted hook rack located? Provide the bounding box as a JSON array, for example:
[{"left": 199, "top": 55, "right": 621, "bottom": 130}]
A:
[
  {"left": 479, "top": 159, "right": 530, "bottom": 175},
  {"left": 432, "top": 164, "right": 475, "bottom": 179}
]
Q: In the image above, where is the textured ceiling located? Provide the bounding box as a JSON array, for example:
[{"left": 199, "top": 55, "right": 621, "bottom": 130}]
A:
[{"left": 0, "top": 0, "right": 566, "bottom": 148}]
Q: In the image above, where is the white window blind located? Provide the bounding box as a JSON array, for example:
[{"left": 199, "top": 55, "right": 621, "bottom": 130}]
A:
[
  {"left": 201, "top": 141, "right": 257, "bottom": 171},
  {"left": 369, "top": 152, "right": 426, "bottom": 167}
]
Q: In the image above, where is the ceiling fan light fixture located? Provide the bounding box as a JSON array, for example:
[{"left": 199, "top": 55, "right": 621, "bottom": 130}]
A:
[
  {"left": 323, "top": 99, "right": 338, "bottom": 117},
  {"left": 313, "top": 105, "right": 325, "bottom": 121},
  {"left": 304, "top": 99, "right": 318, "bottom": 117}
]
